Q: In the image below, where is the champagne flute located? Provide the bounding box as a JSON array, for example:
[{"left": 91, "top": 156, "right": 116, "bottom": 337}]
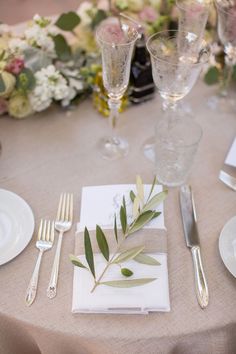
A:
[{"left": 96, "top": 17, "right": 140, "bottom": 160}]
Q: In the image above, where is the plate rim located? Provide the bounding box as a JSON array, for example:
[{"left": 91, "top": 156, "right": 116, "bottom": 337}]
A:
[
  {"left": 219, "top": 215, "right": 236, "bottom": 278},
  {"left": 0, "top": 188, "right": 35, "bottom": 266}
]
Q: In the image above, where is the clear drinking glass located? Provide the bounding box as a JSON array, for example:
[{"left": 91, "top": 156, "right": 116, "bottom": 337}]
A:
[
  {"left": 146, "top": 30, "right": 210, "bottom": 186},
  {"left": 215, "top": 0, "right": 236, "bottom": 96},
  {"left": 143, "top": 1, "right": 210, "bottom": 162},
  {"left": 177, "top": 0, "right": 210, "bottom": 47},
  {"left": 96, "top": 17, "right": 140, "bottom": 160}
]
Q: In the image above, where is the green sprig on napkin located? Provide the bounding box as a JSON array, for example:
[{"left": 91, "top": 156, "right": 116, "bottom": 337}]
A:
[{"left": 70, "top": 176, "right": 168, "bottom": 293}]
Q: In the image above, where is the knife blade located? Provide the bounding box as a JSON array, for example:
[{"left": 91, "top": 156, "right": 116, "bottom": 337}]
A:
[{"left": 179, "top": 185, "right": 209, "bottom": 309}]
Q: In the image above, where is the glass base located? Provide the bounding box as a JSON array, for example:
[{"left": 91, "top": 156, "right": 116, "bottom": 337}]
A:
[
  {"left": 97, "top": 136, "right": 129, "bottom": 160},
  {"left": 143, "top": 137, "right": 155, "bottom": 162},
  {"left": 207, "top": 94, "right": 236, "bottom": 113}
]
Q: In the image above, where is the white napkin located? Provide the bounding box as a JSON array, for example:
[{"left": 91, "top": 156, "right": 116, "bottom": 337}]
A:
[
  {"left": 72, "top": 184, "right": 170, "bottom": 314},
  {"left": 225, "top": 137, "right": 236, "bottom": 167}
]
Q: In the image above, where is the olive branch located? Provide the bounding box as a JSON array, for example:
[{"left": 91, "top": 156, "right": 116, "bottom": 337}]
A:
[{"left": 70, "top": 176, "right": 168, "bottom": 293}]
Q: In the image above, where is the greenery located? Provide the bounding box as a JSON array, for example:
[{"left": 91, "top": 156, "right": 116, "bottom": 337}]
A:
[{"left": 70, "top": 176, "right": 168, "bottom": 293}]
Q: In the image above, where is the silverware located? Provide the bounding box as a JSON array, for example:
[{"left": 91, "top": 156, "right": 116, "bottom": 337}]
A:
[
  {"left": 47, "top": 193, "right": 73, "bottom": 299},
  {"left": 179, "top": 185, "right": 209, "bottom": 309},
  {"left": 219, "top": 170, "right": 236, "bottom": 191},
  {"left": 25, "top": 220, "right": 54, "bottom": 306}
]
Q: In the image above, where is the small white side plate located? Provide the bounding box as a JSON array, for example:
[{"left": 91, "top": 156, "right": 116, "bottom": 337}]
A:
[
  {"left": 219, "top": 216, "right": 236, "bottom": 278},
  {"left": 0, "top": 189, "right": 34, "bottom": 266}
]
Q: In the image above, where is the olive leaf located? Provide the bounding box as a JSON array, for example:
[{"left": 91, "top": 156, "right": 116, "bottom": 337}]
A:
[
  {"left": 55, "top": 12, "right": 81, "bottom": 31},
  {"left": 136, "top": 175, "right": 144, "bottom": 203},
  {"left": 128, "top": 210, "right": 157, "bottom": 234},
  {"left": 121, "top": 268, "right": 133, "bottom": 277},
  {"left": 100, "top": 278, "right": 157, "bottom": 288},
  {"left": 96, "top": 225, "right": 109, "bottom": 261},
  {"left": 112, "top": 245, "right": 144, "bottom": 264},
  {"left": 69, "top": 254, "right": 87, "bottom": 269},
  {"left": 134, "top": 253, "right": 161, "bottom": 266},
  {"left": 130, "top": 190, "right": 136, "bottom": 203},
  {"left": 142, "top": 190, "right": 168, "bottom": 213},
  {"left": 84, "top": 227, "right": 96, "bottom": 278},
  {"left": 132, "top": 196, "right": 140, "bottom": 219},
  {"left": 114, "top": 214, "right": 118, "bottom": 243},
  {"left": 147, "top": 175, "right": 157, "bottom": 202},
  {"left": 120, "top": 205, "right": 127, "bottom": 235}
]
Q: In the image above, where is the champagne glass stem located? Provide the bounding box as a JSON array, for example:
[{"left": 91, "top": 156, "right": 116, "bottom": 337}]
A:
[{"left": 108, "top": 98, "right": 121, "bottom": 141}]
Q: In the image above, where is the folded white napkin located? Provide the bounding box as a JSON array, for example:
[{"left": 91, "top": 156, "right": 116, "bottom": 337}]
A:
[
  {"left": 225, "top": 137, "right": 236, "bottom": 167},
  {"left": 72, "top": 184, "right": 170, "bottom": 314}
]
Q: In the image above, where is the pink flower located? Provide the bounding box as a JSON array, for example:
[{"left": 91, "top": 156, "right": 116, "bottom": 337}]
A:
[
  {"left": 139, "top": 6, "right": 158, "bottom": 23},
  {"left": 6, "top": 58, "right": 24, "bottom": 75},
  {"left": 0, "top": 98, "right": 8, "bottom": 115}
]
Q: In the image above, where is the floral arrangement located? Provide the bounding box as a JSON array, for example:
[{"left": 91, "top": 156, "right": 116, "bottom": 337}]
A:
[{"left": 0, "top": 0, "right": 234, "bottom": 119}]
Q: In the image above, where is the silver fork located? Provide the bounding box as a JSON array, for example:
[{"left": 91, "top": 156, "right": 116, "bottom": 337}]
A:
[
  {"left": 47, "top": 193, "right": 73, "bottom": 299},
  {"left": 219, "top": 170, "right": 236, "bottom": 191},
  {"left": 25, "top": 220, "right": 54, "bottom": 306}
]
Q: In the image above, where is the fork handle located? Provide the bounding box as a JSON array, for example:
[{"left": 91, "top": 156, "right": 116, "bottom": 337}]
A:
[
  {"left": 25, "top": 250, "right": 43, "bottom": 306},
  {"left": 47, "top": 231, "right": 63, "bottom": 299}
]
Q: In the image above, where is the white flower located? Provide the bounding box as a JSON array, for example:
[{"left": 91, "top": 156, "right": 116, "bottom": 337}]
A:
[
  {"left": 24, "top": 25, "right": 55, "bottom": 57},
  {"left": 8, "top": 38, "right": 29, "bottom": 53},
  {"left": 61, "top": 87, "right": 77, "bottom": 107},
  {"left": 29, "top": 65, "right": 70, "bottom": 112},
  {"left": 225, "top": 43, "right": 236, "bottom": 66},
  {"left": 77, "top": 1, "right": 93, "bottom": 25}
]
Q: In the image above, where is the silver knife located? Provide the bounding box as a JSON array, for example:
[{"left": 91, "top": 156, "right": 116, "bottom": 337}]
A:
[{"left": 179, "top": 185, "right": 209, "bottom": 309}]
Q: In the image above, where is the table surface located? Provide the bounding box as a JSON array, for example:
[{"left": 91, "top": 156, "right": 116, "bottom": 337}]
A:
[{"left": 0, "top": 81, "right": 236, "bottom": 354}]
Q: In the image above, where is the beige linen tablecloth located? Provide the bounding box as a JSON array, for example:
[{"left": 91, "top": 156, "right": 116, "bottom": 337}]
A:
[{"left": 0, "top": 81, "right": 236, "bottom": 354}]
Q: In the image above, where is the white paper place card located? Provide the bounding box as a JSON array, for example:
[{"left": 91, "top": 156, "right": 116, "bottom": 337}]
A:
[
  {"left": 225, "top": 137, "right": 236, "bottom": 167},
  {"left": 72, "top": 184, "right": 170, "bottom": 314},
  {"left": 77, "top": 184, "right": 165, "bottom": 232}
]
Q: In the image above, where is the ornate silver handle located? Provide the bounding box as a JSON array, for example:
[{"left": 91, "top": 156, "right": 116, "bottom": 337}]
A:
[
  {"left": 191, "top": 246, "right": 209, "bottom": 309},
  {"left": 47, "top": 231, "right": 63, "bottom": 299},
  {"left": 25, "top": 250, "right": 43, "bottom": 306}
]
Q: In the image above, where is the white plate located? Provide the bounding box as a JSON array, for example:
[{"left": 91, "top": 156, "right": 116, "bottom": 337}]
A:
[
  {"left": 219, "top": 216, "right": 236, "bottom": 278},
  {"left": 0, "top": 189, "right": 34, "bottom": 265}
]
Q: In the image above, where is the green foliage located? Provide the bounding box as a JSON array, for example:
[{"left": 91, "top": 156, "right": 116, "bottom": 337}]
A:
[
  {"left": 16, "top": 68, "right": 36, "bottom": 92},
  {"left": 96, "top": 225, "right": 109, "bottom": 261},
  {"left": 55, "top": 12, "right": 81, "bottom": 31},
  {"left": 204, "top": 66, "right": 220, "bottom": 85},
  {"left": 121, "top": 268, "right": 133, "bottom": 277},
  {"left": 53, "top": 34, "right": 71, "bottom": 62},
  {"left": 91, "top": 10, "right": 107, "bottom": 30},
  {"left": 84, "top": 227, "right": 96, "bottom": 278},
  {"left": 101, "top": 278, "right": 156, "bottom": 288},
  {"left": 0, "top": 74, "right": 6, "bottom": 93},
  {"left": 69, "top": 254, "right": 87, "bottom": 269}
]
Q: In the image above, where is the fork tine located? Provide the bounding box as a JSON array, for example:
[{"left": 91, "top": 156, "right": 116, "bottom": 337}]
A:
[
  {"left": 60, "top": 193, "right": 67, "bottom": 221},
  {"left": 56, "top": 194, "right": 63, "bottom": 221},
  {"left": 46, "top": 220, "right": 50, "bottom": 241},
  {"left": 65, "top": 194, "right": 70, "bottom": 221},
  {"left": 50, "top": 221, "right": 55, "bottom": 243},
  {"left": 41, "top": 220, "right": 47, "bottom": 241},
  {"left": 38, "top": 219, "right": 43, "bottom": 240},
  {"left": 69, "top": 194, "right": 73, "bottom": 222}
]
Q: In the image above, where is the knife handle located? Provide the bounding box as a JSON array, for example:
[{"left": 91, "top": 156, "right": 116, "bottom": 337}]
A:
[{"left": 191, "top": 246, "right": 209, "bottom": 309}]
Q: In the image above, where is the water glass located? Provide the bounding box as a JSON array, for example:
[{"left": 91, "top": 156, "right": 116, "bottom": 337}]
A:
[{"left": 154, "top": 114, "right": 202, "bottom": 187}]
